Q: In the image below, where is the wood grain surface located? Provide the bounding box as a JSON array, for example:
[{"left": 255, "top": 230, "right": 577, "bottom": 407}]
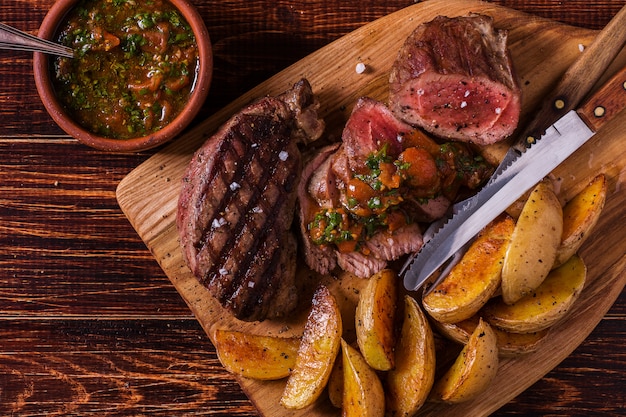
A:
[{"left": 0, "top": 0, "right": 624, "bottom": 416}]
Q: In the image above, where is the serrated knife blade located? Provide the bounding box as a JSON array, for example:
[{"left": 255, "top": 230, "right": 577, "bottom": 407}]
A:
[{"left": 402, "top": 64, "right": 626, "bottom": 292}]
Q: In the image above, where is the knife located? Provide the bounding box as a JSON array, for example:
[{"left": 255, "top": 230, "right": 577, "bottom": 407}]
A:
[
  {"left": 402, "top": 64, "right": 626, "bottom": 292},
  {"left": 401, "top": 5, "right": 626, "bottom": 291}
]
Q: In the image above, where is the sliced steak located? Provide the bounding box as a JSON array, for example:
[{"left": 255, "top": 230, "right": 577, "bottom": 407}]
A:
[
  {"left": 389, "top": 14, "right": 521, "bottom": 145},
  {"left": 177, "top": 79, "right": 324, "bottom": 321}
]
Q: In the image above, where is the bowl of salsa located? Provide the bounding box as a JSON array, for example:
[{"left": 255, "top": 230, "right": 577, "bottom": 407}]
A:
[{"left": 34, "top": 0, "right": 212, "bottom": 152}]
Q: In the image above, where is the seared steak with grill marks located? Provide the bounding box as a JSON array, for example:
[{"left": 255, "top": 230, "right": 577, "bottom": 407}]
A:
[
  {"left": 389, "top": 14, "right": 521, "bottom": 145},
  {"left": 177, "top": 79, "right": 324, "bottom": 322}
]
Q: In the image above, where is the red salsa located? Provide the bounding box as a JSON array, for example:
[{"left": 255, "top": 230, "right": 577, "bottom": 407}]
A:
[{"left": 52, "top": 0, "right": 199, "bottom": 139}]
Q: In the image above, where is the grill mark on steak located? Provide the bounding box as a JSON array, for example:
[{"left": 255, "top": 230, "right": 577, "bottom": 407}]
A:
[
  {"left": 178, "top": 79, "right": 324, "bottom": 321},
  {"left": 196, "top": 112, "right": 299, "bottom": 305}
]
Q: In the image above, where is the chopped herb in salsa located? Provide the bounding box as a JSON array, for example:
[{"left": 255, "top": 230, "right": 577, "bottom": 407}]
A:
[
  {"left": 308, "top": 139, "right": 493, "bottom": 253},
  {"left": 52, "top": 0, "right": 199, "bottom": 139}
]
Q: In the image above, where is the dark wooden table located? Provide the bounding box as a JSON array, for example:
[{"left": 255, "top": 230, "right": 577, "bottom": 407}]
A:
[{"left": 0, "top": 0, "right": 624, "bottom": 415}]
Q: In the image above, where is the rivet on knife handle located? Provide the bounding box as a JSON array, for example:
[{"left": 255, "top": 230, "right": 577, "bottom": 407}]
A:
[{"left": 577, "top": 65, "right": 626, "bottom": 132}]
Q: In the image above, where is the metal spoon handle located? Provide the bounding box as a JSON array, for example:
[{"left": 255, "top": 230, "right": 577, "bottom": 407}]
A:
[{"left": 0, "top": 22, "right": 74, "bottom": 58}]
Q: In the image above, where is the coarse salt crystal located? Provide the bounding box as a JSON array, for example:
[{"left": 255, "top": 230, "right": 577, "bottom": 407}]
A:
[
  {"left": 279, "top": 150, "right": 289, "bottom": 161},
  {"left": 212, "top": 217, "right": 227, "bottom": 228},
  {"left": 251, "top": 206, "right": 263, "bottom": 214},
  {"left": 578, "top": 43, "right": 585, "bottom": 52},
  {"left": 219, "top": 268, "right": 228, "bottom": 276},
  {"left": 248, "top": 281, "right": 255, "bottom": 288},
  {"left": 460, "top": 101, "right": 467, "bottom": 108},
  {"left": 464, "top": 90, "right": 470, "bottom": 97},
  {"left": 230, "top": 181, "right": 241, "bottom": 191},
  {"left": 495, "top": 107, "right": 502, "bottom": 115},
  {"left": 417, "top": 88, "right": 425, "bottom": 96},
  {"left": 355, "top": 62, "right": 366, "bottom": 74}
]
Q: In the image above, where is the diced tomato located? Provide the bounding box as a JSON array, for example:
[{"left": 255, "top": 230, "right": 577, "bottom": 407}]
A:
[
  {"left": 398, "top": 147, "right": 440, "bottom": 191},
  {"left": 378, "top": 162, "right": 401, "bottom": 189},
  {"left": 401, "top": 130, "right": 440, "bottom": 155}
]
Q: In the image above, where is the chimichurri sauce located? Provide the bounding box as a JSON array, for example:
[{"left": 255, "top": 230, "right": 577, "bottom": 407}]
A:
[{"left": 52, "top": 0, "right": 199, "bottom": 139}]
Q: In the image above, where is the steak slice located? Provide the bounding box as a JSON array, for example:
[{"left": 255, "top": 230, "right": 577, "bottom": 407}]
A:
[
  {"left": 389, "top": 14, "right": 521, "bottom": 145},
  {"left": 177, "top": 79, "right": 324, "bottom": 321}
]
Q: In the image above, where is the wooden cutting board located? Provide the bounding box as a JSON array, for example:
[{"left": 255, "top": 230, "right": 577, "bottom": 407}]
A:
[{"left": 116, "top": 0, "right": 626, "bottom": 415}]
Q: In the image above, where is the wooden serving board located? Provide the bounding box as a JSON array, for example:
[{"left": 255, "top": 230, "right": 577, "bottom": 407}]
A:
[{"left": 116, "top": 0, "right": 626, "bottom": 415}]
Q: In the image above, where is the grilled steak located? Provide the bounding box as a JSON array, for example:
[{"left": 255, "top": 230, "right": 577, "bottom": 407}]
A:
[
  {"left": 177, "top": 79, "right": 324, "bottom": 321},
  {"left": 389, "top": 14, "right": 521, "bottom": 145},
  {"left": 298, "top": 97, "right": 493, "bottom": 278}
]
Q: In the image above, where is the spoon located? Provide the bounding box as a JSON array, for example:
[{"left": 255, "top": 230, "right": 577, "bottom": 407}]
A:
[{"left": 0, "top": 22, "right": 74, "bottom": 58}]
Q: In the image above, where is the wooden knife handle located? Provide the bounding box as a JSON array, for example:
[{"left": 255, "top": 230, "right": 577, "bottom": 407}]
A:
[
  {"left": 577, "top": 65, "right": 626, "bottom": 132},
  {"left": 520, "top": 5, "right": 626, "bottom": 142}
]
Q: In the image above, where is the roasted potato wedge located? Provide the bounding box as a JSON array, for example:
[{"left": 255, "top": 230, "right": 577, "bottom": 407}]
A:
[
  {"left": 327, "top": 356, "right": 343, "bottom": 408},
  {"left": 483, "top": 254, "right": 586, "bottom": 333},
  {"left": 553, "top": 174, "right": 607, "bottom": 268},
  {"left": 280, "top": 285, "right": 342, "bottom": 409},
  {"left": 386, "top": 295, "right": 436, "bottom": 416},
  {"left": 502, "top": 181, "right": 563, "bottom": 304},
  {"left": 430, "top": 318, "right": 499, "bottom": 403},
  {"left": 433, "top": 315, "right": 549, "bottom": 356},
  {"left": 213, "top": 329, "right": 300, "bottom": 380},
  {"left": 355, "top": 269, "right": 397, "bottom": 371},
  {"left": 341, "top": 339, "right": 385, "bottom": 417},
  {"left": 423, "top": 215, "right": 515, "bottom": 323}
]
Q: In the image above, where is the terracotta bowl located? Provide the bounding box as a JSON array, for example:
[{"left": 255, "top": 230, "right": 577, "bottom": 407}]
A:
[{"left": 33, "top": 0, "right": 212, "bottom": 152}]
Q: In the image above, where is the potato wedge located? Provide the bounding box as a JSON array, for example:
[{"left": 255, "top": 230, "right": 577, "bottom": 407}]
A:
[
  {"left": 502, "top": 180, "right": 563, "bottom": 304},
  {"left": 430, "top": 318, "right": 499, "bottom": 403},
  {"left": 280, "top": 285, "right": 342, "bottom": 409},
  {"left": 341, "top": 339, "right": 385, "bottom": 417},
  {"left": 355, "top": 268, "right": 397, "bottom": 371},
  {"left": 213, "top": 329, "right": 300, "bottom": 380},
  {"left": 483, "top": 254, "right": 587, "bottom": 333},
  {"left": 423, "top": 215, "right": 515, "bottom": 323},
  {"left": 433, "top": 315, "right": 549, "bottom": 357},
  {"left": 327, "top": 356, "right": 343, "bottom": 408},
  {"left": 553, "top": 174, "right": 607, "bottom": 268},
  {"left": 386, "top": 295, "right": 436, "bottom": 416}
]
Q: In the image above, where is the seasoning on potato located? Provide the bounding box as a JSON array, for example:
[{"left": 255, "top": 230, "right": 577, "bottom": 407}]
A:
[
  {"left": 430, "top": 317, "right": 499, "bottom": 403},
  {"left": 355, "top": 269, "right": 397, "bottom": 371},
  {"left": 423, "top": 214, "right": 515, "bottom": 323},
  {"left": 554, "top": 174, "right": 607, "bottom": 268},
  {"left": 501, "top": 180, "right": 563, "bottom": 304},
  {"left": 386, "top": 295, "right": 436, "bottom": 416},
  {"left": 213, "top": 329, "right": 300, "bottom": 380},
  {"left": 280, "top": 285, "right": 342, "bottom": 410},
  {"left": 483, "top": 254, "right": 587, "bottom": 334}
]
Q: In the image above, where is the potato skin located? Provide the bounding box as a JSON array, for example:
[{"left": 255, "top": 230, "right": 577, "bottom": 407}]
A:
[
  {"left": 430, "top": 318, "right": 499, "bottom": 403},
  {"left": 341, "top": 339, "right": 385, "bottom": 417},
  {"left": 433, "top": 315, "right": 549, "bottom": 357},
  {"left": 280, "top": 285, "right": 343, "bottom": 409},
  {"left": 502, "top": 181, "right": 563, "bottom": 304},
  {"left": 423, "top": 215, "right": 515, "bottom": 323},
  {"left": 386, "top": 295, "right": 436, "bottom": 416},
  {"left": 213, "top": 329, "right": 300, "bottom": 380},
  {"left": 553, "top": 174, "right": 606, "bottom": 268},
  {"left": 355, "top": 269, "right": 397, "bottom": 371},
  {"left": 483, "top": 255, "right": 587, "bottom": 333}
]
